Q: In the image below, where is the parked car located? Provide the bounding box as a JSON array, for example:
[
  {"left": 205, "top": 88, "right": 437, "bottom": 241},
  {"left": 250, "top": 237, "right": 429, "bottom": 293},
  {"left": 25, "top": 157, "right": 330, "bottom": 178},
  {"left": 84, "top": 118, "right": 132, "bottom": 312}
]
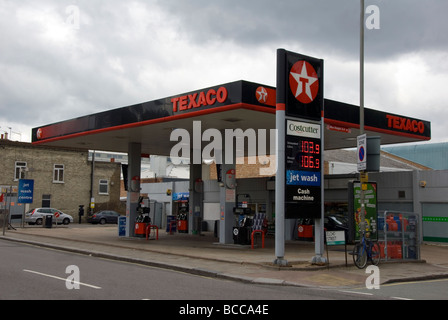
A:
[
  {"left": 87, "top": 210, "right": 122, "bottom": 224},
  {"left": 25, "top": 208, "right": 73, "bottom": 225},
  {"left": 324, "top": 215, "right": 348, "bottom": 232}
]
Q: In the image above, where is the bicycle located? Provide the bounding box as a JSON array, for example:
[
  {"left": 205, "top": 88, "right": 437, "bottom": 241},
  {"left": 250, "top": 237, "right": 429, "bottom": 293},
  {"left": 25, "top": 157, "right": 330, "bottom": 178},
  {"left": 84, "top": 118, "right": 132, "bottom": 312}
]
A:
[{"left": 352, "top": 231, "right": 381, "bottom": 269}]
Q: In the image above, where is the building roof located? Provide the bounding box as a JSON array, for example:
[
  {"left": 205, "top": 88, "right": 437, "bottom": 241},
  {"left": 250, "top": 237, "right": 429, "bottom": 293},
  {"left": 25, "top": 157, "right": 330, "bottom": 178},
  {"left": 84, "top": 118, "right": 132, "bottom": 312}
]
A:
[
  {"left": 325, "top": 149, "right": 431, "bottom": 174},
  {"left": 383, "top": 142, "right": 448, "bottom": 170}
]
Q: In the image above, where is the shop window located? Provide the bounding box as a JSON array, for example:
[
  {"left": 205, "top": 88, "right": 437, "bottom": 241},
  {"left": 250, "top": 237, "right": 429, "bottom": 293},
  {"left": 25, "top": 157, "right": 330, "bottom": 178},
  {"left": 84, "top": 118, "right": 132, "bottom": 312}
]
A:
[
  {"left": 14, "top": 161, "right": 27, "bottom": 180},
  {"left": 99, "top": 179, "right": 109, "bottom": 195},
  {"left": 53, "top": 164, "right": 65, "bottom": 183}
]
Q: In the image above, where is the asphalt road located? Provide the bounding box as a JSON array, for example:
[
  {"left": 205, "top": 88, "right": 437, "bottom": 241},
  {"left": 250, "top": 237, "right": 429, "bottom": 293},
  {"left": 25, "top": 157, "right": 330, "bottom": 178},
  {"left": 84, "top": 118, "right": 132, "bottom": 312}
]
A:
[
  {"left": 0, "top": 239, "right": 388, "bottom": 303},
  {"left": 0, "top": 240, "right": 448, "bottom": 301},
  {"left": 3, "top": 239, "right": 446, "bottom": 303},
  {"left": 341, "top": 278, "right": 448, "bottom": 300}
]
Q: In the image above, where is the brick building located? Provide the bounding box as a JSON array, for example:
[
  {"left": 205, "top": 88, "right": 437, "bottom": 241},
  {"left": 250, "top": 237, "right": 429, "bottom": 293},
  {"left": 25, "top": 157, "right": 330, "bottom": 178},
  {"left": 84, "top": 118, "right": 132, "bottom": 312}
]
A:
[{"left": 0, "top": 139, "right": 123, "bottom": 223}]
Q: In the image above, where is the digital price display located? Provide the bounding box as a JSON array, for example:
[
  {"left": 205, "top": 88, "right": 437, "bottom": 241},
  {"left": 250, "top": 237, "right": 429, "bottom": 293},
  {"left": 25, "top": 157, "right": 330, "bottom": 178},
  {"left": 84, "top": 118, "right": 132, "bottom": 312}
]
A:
[
  {"left": 285, "top": 120, "right": 322, "bottom": 219},
  {"left": 286, "top": 137, "right": 321, "bottom": 173},
  {"left": 295, "top": 138, "right": 321, "bottom": 170}
]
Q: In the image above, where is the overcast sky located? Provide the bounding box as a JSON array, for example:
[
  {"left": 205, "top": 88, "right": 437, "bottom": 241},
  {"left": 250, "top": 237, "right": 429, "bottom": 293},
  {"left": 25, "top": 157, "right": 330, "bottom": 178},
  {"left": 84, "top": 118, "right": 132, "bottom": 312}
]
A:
[{"left": 1, "top": 0, "right": 447, "bottom": 144}]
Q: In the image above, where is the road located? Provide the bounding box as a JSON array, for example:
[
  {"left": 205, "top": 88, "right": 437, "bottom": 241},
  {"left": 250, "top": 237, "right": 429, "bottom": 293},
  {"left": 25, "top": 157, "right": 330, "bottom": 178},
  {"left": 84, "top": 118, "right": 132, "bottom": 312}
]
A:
[
  {"left": 2, "top": 239, "right": 446, "bottom": 304},
  {"left": 0, "top": 240, "right": 377, "bottom": 301},
  {"left": 340, "top": 278, "right": 448, "bottom": 300}
]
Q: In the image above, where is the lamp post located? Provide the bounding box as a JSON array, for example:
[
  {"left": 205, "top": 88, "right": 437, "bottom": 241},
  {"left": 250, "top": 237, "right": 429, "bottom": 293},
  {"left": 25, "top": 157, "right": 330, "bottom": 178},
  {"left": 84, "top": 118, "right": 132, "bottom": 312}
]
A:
[
  {"left": 360, "top": 0, "right": 365, "bottom": 137},
  {"left": 359, "top": 0, "right": 367, "bottom": 235}
]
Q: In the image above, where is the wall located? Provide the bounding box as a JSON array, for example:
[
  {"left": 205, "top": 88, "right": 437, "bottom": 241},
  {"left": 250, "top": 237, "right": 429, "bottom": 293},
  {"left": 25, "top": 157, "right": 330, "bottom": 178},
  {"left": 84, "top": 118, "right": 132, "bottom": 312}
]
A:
[
  {"left": 142, "top": 170, "right": 448, "bottom": 243},
  {"left": 0, "top": 140, "right": 122, "bottom": 222},
  {"left": 326, "top": 170, "right": 448, "bottom": 243}
]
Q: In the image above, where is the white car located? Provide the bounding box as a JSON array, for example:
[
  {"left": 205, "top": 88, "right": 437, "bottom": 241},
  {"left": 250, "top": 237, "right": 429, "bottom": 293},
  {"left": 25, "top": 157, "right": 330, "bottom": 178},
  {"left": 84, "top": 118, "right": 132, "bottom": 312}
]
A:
[{"left": 25, "top": 208, "right": 73, "bottom": 225}]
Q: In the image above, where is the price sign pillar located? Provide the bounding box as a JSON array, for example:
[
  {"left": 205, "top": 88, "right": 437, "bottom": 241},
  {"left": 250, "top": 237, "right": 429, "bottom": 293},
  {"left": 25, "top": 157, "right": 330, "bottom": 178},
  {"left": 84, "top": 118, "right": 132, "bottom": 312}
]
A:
[{"left": 275, "top": 49, "right": 325, "bottom": 265}]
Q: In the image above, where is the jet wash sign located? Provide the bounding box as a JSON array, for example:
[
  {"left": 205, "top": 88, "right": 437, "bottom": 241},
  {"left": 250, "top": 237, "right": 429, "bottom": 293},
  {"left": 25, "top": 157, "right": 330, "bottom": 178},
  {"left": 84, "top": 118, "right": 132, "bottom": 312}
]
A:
[
  {"left": 278, "top": 50, "right": 324, "bottom": 219},
  {"left": 18, "top": 179, "right": 34, "bottom": 204}
]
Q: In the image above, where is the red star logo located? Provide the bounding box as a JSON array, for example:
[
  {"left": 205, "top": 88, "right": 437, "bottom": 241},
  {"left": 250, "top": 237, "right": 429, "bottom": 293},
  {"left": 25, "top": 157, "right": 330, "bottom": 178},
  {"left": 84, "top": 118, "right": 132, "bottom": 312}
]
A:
[
  {"left": 289, "top": 61, "right": 319, "bottom": 104},
  {"left": 255, "top": 86, "right": 268, "bottom": 104}
]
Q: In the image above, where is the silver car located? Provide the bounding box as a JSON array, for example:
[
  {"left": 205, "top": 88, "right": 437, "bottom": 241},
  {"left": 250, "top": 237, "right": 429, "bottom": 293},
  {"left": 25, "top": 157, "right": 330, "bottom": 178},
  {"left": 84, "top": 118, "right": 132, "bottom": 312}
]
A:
[{"left": 25, "top": 208, "right": 73, "bottom": 225}]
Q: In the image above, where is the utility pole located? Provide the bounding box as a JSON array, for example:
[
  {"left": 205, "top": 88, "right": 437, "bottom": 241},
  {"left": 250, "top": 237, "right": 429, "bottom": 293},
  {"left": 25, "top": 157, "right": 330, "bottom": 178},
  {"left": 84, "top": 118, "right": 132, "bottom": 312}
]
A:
[{"left": 359, "top": 0, "right": 367, "bottom": 235}]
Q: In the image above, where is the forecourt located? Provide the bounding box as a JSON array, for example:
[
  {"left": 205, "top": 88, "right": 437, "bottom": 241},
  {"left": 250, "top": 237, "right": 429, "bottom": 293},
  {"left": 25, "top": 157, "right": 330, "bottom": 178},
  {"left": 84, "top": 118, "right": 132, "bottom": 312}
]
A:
[{"left": 32, "top": 80, "right": 431, "bottom": 244}]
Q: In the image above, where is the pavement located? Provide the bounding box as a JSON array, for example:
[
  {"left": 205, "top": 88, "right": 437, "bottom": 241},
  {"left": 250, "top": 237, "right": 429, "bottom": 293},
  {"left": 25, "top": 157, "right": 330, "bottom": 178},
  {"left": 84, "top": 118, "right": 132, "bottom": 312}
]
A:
[{"left": 2, "top": 223, "right": 448, "bottom": 289}]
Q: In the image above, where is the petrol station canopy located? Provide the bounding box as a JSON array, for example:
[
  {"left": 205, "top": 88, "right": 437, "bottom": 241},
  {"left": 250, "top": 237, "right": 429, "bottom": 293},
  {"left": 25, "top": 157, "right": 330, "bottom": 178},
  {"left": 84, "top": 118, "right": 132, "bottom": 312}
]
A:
[{"left": 32, "top": 80, "right": 431, "bottom": 154}]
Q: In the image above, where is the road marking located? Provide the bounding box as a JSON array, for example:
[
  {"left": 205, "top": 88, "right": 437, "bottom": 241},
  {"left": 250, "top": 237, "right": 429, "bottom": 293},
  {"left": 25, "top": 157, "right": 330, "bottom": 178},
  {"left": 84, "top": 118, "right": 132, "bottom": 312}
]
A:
[
  {"left": 381, "top": 278, "right": 448, "bottom": 287},
  {"left": 23, "top": 269, "right": 102, "bottom": 290},
  {"left": 339, "top": 290, "right": 373, "bottom": 296},
  {"left": 391, "top": 297, "right": 413, "bottom": 300}
]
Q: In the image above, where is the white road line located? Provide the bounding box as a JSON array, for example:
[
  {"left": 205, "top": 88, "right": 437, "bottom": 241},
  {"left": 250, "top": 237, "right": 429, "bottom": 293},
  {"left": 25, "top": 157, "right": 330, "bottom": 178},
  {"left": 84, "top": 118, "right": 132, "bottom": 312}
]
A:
[
  {"left": 339, "top": 290, "right": 373, "bottom": 296},
  {"left": 391, "top": 296, "right": 414, "bottom": 300},
  {"left": 23, "top": 269, "right": 102, "bottom": 290}
]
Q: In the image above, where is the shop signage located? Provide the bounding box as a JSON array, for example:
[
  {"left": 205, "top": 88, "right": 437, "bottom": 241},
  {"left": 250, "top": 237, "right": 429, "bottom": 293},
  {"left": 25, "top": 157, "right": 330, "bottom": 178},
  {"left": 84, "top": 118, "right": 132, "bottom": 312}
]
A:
[
  {"left": 172, "top": 87, "right": 228, "bottom": 112},
  {"left": 277, "top": 50, "right": 324, "bottom": 220},
  {"left": 285, "top": 52, "right": 324, "bottom": 121},
  {"left": 326, "top": 231, "right": 346, "bottom": 246},
  {"left": 386, "top": 114, "right": 425, "bottom": 134},
  {"left": 351, "top": 181, "right": 378, "bottom": 242},
  {"left": 172, "top": 192, "right": 189, "bottom": 201},
  {"left": 285, "top": 120, "right": 322, "bottom": 218},
  {"left": 118, "top": 216, "right": 127, "bottom": 237},
  {"left": 18, "top": 179, "right": 34, "bottom": 204}
]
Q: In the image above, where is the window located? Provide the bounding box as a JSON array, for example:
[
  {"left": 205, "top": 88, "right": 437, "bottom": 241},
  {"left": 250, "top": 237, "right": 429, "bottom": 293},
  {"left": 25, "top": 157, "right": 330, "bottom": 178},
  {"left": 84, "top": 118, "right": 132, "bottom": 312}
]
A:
[
  {"left": 53, "top": 164, "right": 64, "bottom": 183},
  {"left": 42, "top": 194, "right": 51, "bottom": 208},
  {"left": 14, "top": 161, "right": 27, "bottom": 180},
  {"left": 99, "top": 179, "right": 109, "bottom": 195}
]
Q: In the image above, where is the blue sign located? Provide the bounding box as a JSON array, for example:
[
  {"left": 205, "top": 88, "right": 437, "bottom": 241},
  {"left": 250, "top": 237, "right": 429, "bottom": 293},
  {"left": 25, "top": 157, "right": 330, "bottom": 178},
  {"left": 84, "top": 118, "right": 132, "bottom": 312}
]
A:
[
  {"left": 18, "top": 179, "right": 34, "bottom": 204},
  {"left": 172, "top": 192, "right": 189, "bottom": 201},
  {"left": 118, "top": 216, "right": 127, "bottom": 237},
  {"left": 286, "top": 170, "right": 321, "bottom": 187},
  {"left": 359, "top": 146, "right": 365, "bottom": 162}
]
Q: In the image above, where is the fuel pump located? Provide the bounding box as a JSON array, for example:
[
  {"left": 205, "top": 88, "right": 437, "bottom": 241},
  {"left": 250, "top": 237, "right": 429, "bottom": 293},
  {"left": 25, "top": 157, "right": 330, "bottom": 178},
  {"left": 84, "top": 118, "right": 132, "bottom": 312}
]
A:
[
  {"left": 135, "top": 196, "right": 150, "bottom": 237},
  {"left": 177, "top": 208, "right": 188, "bottom": 233},
  {"left": 232, "top": 207, "right": 252, "bottom": 245}
]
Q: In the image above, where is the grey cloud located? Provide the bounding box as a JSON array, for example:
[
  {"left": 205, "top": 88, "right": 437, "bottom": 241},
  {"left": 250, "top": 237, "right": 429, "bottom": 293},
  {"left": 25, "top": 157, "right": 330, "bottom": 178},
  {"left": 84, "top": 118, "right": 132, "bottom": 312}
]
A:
[{"left": 156, "top": 0, "right": 448, "bottom": 60}]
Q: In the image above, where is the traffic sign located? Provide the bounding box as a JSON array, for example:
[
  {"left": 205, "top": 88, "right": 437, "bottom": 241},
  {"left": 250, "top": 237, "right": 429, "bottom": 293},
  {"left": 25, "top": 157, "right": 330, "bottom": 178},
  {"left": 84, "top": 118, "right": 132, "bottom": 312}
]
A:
[{"left": 357, "top": 134, "right": 367, "bottom": 172}]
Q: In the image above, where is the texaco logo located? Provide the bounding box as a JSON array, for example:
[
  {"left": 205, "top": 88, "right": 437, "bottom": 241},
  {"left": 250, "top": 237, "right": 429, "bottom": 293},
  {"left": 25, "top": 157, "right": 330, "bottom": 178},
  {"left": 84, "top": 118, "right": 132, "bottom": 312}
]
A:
[
  {"left": 36, "top": 128, "right": 43, "bottom": 140},
  {"left": 255, "top": 86, "right": 268, "bottom": 104},
  {"left": 289, "top": 61, "right": 319, "bottom": 104}
]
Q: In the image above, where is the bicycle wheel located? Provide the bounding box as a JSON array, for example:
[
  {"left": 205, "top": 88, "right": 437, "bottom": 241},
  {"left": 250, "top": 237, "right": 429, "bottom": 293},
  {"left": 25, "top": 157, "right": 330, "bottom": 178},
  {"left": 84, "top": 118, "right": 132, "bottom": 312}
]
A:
[
  {"left": 353, "top": 243, "right": 367, "bottom": 269},
  {"left": 370, "top": 241, "right": 381, "bottom": 266}
]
